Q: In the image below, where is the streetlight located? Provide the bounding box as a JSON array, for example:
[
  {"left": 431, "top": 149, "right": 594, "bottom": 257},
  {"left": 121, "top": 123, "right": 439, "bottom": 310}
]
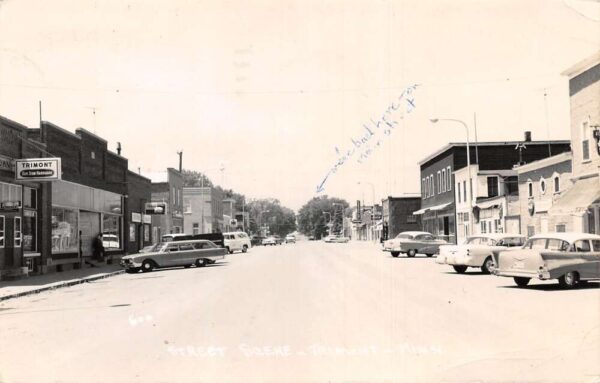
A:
[{"left": 430, "top": 118, "right": 472, "bottom": 239}]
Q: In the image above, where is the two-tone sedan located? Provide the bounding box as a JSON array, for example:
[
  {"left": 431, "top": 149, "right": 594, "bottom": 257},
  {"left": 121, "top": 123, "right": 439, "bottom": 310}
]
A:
[
  {"left": 437, "top": 234, "right": 526, "bottom": 274},
  {"left": 383, "top": 231, "right": 448, "bottom": 257},
  {"left": 492, "top": 232, "right": 600, "bottom": 288}
]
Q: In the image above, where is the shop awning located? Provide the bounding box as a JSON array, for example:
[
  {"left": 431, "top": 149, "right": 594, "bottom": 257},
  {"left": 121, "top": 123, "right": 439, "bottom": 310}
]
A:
[
  {"left": 549, "top": 176, "right": 600, "bottom": 216},
  {"left": 476, "top": 198, "right": 503, "bottom": 210},
  {"left": 413, "top": 202, "right": 453, "bottom": 215}
]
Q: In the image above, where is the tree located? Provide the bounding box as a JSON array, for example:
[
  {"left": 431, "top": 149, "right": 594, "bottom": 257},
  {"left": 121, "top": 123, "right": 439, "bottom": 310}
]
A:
[
  {"left": 246, "top": 198, "right": 296, "bottom": 237},
  {"left": 297, "top": 196, "right": 349, "bottom": 239},
  {"left": 182, "top": 169, "right": 213, "bottom": 187}
]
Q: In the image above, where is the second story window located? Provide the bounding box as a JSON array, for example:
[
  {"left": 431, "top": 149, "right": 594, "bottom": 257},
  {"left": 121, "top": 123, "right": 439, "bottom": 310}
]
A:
[
  {"left": 447, "top": 166, "right": 452, "bottom": 191},
  {"left": 527, "top": 180, "right": 533, "bottom": 198},
  {"left": 457, "top": 182, "right": 461, "bottom": 203},
  {"left": 487, "top": 176, "right": 498, "bottom": 197},
  {"left": 441, "top": 169, "right": 446, "bottom": 192},
  {"left": 437, "top": 171, "right": 441, "bottom": 194},
  {"left": 582, "top": 121, "right": 590, "bottom": 161},
  {"left": 554, "top": 175, "right": 560, "bottom": 193}
]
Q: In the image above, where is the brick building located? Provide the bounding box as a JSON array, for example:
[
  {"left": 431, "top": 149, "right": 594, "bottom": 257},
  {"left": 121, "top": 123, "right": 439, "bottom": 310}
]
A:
[
  {"left": 381, "top": 196, "right": 422, "bottom": 241},
  {"left": 126, "top": 171, "right": 153, "bottom": 253},
  {"left": 144, "top": 168, "right": 184, "bottom": 241}
]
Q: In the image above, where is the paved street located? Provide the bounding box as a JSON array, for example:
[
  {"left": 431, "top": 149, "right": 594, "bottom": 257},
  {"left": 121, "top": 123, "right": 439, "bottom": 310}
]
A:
[{"left": 1, "top": 241, "right": 599, "bottom": 383}]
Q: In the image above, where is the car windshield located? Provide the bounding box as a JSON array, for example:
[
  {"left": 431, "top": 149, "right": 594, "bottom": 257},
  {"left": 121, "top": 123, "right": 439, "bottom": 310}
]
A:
[
  {"left": 465, "top": 237, "right": 497, "bottom": 246},
  {"left": 395, "top": 233, "right": 414, "bottom": 239}
]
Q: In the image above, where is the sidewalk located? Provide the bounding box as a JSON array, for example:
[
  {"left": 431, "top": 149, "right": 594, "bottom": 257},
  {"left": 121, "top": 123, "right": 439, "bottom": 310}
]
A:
[{"left": 0, "top": 263, "right": 124, "bottom": 302}]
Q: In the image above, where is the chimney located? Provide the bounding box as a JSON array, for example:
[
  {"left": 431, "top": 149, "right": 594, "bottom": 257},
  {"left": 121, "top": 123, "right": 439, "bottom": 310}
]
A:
[
  {"left": 116, "top": 142, "right": 122, "bottom": 155},
  {"left": 524, "top": 131, "right": 532, "bottom": 142}
]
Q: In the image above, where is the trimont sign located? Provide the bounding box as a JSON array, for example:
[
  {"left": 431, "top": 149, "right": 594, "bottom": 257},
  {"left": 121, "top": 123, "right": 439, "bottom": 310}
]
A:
[{"left": 15, "top": 158, "right": 62, "bottom": 181}]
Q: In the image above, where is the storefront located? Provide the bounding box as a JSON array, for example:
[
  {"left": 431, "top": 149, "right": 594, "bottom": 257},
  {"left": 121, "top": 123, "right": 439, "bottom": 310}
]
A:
[
  {"left": 50, "top": 180, "right": 123, "bottom": 268},
  {"left": 416, "top": 202, "right": 456, "bottom": 244}
]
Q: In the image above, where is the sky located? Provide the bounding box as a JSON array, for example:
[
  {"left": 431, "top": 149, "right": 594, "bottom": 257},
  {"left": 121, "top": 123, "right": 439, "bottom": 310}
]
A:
[{"left": 1, "top": 0, "right": 599, "bottom": 211}]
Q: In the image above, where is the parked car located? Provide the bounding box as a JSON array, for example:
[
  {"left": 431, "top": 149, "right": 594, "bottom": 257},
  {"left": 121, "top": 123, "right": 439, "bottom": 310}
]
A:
[
  {"left": 251, "top": 235, "right": 265, "bottom": 247},
  {"left": 383, "top": 231, "right": 448, "bottom": 257},
  {"left": 325, "top": 234, "right": 349, "bottom": 243},
  {"left": 273, "top": 235, "right": 284, "bottom": 245},
  {"left": 285, "top": 234, "right": 296, "bottom": 243},
  {"left": 120, "top": 239, "right": 227, "bottom": 273},
  {"left": 161, "top": 233, "right": 225, "bottom": 248},
  {"left": 492, "top": 232, "right": 600, "bottom": 288},
  {"left": 437, "top": 234, "right": 526, "bottom": 274},
  {"left": 223, "top": 231, "right": 251, "bottom": 253},
  {"left": 262, "top": 236, "right": 277, "bottom": 246}
]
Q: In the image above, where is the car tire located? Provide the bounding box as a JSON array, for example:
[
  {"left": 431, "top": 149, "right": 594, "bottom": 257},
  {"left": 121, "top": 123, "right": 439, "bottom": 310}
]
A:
[
  {"left": 391, "top": 251, "right": 400, "bottom": 258},
  {"left": 513, "top": 277, "right": 530, "bottom": 287},
  {"left": 407, "top": 249, "right": 417, "bottom": 257},
  {"left": 452, "top": 265, "right": 468, "bottom": 274},
  {"left": 242, "top": 245, "right": 248, "bottom": 253},
  {"left": 141, "top": 260, "right": 154, "bottom": 273},
  {"left": 225, "top": 247, "right": 232, "bottom": 254},
  {"left": 184, "top": 265, "right": 192, "bottom": 268},
  {"left": 481, "top": 257, "right": 494, "bottom": 274},
  {"left": 426, "top": 254, "right": 434, "bottom": 257},
  {"left": 195, "top": 259, "right": 206, "bottom": 267},
  {"left": 558, "top": 271, "right": 578, "bottom": 288}
]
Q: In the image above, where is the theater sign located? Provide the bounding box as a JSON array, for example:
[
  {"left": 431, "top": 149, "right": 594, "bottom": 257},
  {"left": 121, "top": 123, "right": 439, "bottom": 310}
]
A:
[{"left": 15, "top": 158, "right": 62, "bottom": 181}]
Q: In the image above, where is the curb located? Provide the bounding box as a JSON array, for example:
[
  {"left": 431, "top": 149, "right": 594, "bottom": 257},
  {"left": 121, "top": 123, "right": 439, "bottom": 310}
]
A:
[{"left": 0, "top": 270, "right": 125, "bottom": 302}]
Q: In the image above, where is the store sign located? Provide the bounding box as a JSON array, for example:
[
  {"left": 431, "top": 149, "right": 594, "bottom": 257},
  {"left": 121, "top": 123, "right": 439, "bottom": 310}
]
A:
[
  {"left": 131, "top": 212, "right": 142, "bottom": 223},
  {"left": 0, "top": 155, "right": 15, "bottom": 172},
  {"left": 145, "top": 202, "right": 167, "bottom": 215},
  {"left": 15, "top": 158, "right": 61, "bottom": 181},
  {"left": 0, "top": 201, "right": 21, "bottom": 211},
  {"left": 142, "top": 214, "right": 152, "bottom": 224}
]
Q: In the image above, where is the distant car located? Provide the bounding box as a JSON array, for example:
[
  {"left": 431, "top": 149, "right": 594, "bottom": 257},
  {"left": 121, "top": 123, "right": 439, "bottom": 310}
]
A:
[
  {"left": 383, "top": 231, "right": 448, "bottom": 257},
  {"left": 120, "top": 239, "right": 227, "bottom": 273},
  {"left": 223, "top": 231, "right": 251, "bottom": 254},
  {"left": 437, "top": 234, "right": 526, "bottom": 274},
  {"left": 325, "top": 234, "right": 349, "bottom": 243},
  {"left": 492, "top": 232, "right": 600, "bottom": 288},
  {"left": 262, "top": 236, "right": 277, "bottom": 246},
  {"left": 285, "top": 235, "right": 296, "bottom": 243},
  {"left": 251, "top": 236, "right": 265, "bottom": 247},
  {"left": 273, "top": 235, "right": 284, "bottom": 245}
]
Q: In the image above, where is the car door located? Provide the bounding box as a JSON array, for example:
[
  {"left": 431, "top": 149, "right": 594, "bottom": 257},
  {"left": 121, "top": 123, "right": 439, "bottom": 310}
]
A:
[
  {"left": 573, "top": 239, "right": 594, "bottom": 279},
  {"left": 417, "top": 234, "right": 435, "bottom": 254}
]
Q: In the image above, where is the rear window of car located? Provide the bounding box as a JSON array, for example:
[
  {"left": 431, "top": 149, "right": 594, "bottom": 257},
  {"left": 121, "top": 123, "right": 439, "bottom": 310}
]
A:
[
  {"left": 497, "top": 237, "right": 525, "bottom": 247},
  {"left": 573, "top": 240, "right": 591, "bottom": 252},
  {"left": 592, "top": 240, "right": 600, "bottom": 252},
  {"left": 466, "top": 237, "right": 496, "bottom": 245},
  {"left": 525, "top": 238, "right": 547, "bottom": 250},
  {"left": 396, "top": 234, "right": 414, "bottom": 239},
  {"left": 547, "top": 239, "right": 569, "bottom": 251}
]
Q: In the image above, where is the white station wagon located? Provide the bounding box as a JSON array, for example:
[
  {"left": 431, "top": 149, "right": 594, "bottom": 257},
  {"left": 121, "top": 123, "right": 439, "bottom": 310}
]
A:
[
  {"left": 437, "top": 234, "right": 526, "bottom": 274},
  {"left": 492, "top": 232, "right": 600, "bottom": 288}
]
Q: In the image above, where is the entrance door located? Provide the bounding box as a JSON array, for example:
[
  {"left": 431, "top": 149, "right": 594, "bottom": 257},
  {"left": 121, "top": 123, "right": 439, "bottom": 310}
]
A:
[
  {"left": 80, "top": 212, "right": 100, "bottom": 257},
  {"left": 2, "top": 213, "right": 15, "bottom": 267}
]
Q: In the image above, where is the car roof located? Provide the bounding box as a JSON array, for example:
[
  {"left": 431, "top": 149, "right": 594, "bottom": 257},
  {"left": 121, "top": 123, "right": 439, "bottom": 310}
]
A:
[
  {"left": 398, "top": 231, "right": 432, "bottom": 236},
  {"left": 165, "top": 239, "right": 212, "bottom": 244},
  {"left": 528, "top": 232, "right": 600, "bottom": 243},
  {"left": 467, "top": 233, "right": 526, "bottom": 240}
]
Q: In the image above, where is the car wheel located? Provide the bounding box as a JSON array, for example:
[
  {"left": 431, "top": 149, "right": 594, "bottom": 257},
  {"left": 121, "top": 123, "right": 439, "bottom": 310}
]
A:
[
  {"left": 407, "top": 249, "right": 417, "bottom": 257},
  {"left": 426, "top": 254, "right": 434, "bottom": 257},
  {"left": 141, "top": 260, "right": 154, "bottom": 273},
  {"left": 225, "top": 247, "right": 232, "bottom": 254},
  {"left": 481, "top": 257, "right": 494, "bottom": 274},
  {"left": 195, "top": 259, "right": 207, "bottom": 267},
  {"left": 513, "top": 277, "right": 530, "bottom": 287},
  {"left": 242, "top": 245, "right": 248, "bottom": 253},
  {"left": 184, "top": 265, "right": 192, "bottom": 268},
  {"left": 391, "top": 251, "right": 400, "bottom": 258},
  {"left": 558, "top": 271, "right": 578, "bottom": 288},
  {"left": 452, "top": 265, "right": 468, "bottom": 274}
]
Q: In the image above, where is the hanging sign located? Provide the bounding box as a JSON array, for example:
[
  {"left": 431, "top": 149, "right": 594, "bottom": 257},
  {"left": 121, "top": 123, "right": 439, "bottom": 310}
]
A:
[
  {"left": 0, "top": 155, "right": 15, "bottom": 172},
  {"left": 15, "top": 158, "right": 61, "bottom": 181}
]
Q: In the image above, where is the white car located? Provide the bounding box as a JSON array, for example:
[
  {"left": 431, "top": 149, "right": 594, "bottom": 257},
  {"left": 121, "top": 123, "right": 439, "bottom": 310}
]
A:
[
  {"left": 223, "top": 232, "right": 251, "bottom": 254},
  {"left": 383, "top": 231, "right": 447, "bottom": 257},
  {"left": 325, "top": 235, "right": 349, "bottom": 243},
  {"left": 437, "top": 234, "right": 526, "bottom": 274},
  {"left": 262, "top": 236, "right": 277, "bottom": 246},
  {"left": 285, "top": 235, "right": 296, "bottom": 243}
]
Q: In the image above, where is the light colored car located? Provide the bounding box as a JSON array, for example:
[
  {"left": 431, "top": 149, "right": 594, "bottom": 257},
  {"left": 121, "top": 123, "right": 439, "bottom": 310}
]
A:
[
  {"left": 492, "top": 232, "right": 600, "bottom": 288},
  {"left": 285, "top": 235, "right": 296, "bottom": 243},
  {"left": 223, "top": 231, "right": 251, "bottom": 254},
  {"left": 120, "top": 239, "right": 227, "bottom": 273},
  {"left": 383, "top": 231, "right": 448, "bottom": 257},
  {"left": 437, "top": 234, "right": 526, "bottom": 274},
  {"left": 262, "top": 236, "right": 277, "bottom": 246},
  {"left": 325, "top": 234, "right": 350, "bottom": 243}
]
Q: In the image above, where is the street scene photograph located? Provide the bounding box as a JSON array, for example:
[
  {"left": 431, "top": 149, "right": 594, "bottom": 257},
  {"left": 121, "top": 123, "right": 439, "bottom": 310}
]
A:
[{"left": 0, "top": 1, "right": 599, "bottom": 382}]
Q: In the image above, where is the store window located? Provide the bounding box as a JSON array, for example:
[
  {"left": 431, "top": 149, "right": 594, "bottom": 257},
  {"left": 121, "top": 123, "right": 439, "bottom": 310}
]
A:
[
  {"left": 52, "top": 208, "right": 79, "bottom": 253},
  {"left": 481, "top": 221, "right": 487, "bottom": 234},
  {"left": 23, "top": 187, "right": 37, "bottom": 209},
  {"left": 14, "top": 216, "right": 22, "bottom": 247},
  {"left": 144, "top": 225, "right": 150, "bottom": 242},
  {"left": 193, "top": 222, "right": 200, "bottom": 235},
  {"left": 0, "top": 216, "right": 4, "bottom": 247},
  {"left": 103, "top": 214, "right": 121, "bottom": 249},
  {"left": 22, "top": 210, "right": 36, "bottom": 252}
]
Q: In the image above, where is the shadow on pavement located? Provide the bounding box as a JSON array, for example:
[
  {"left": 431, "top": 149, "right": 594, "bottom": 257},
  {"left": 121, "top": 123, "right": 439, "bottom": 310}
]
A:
[{"left": 499, "top": 281, "right": 600, "bottom": 291}]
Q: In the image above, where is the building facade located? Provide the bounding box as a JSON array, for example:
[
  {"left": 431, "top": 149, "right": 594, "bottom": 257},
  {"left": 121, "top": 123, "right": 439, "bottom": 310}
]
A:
[
  {"left": 381, "top": 196, "right": 421, "bottom": 240},
  {"left": 183, "top": 187, "right": 224, "bottom": 234},
  {"left": 126, "top": 171, "right": 153, "bottom": 253},
  {"left": 416, "top": 137, "right": 571, "bottom": 244},
  {"left": 145, "top": 168, "right": 184, "bottom": 241},
  {"left": 558, "top": 52, "right": 600, "bottom": 234}
]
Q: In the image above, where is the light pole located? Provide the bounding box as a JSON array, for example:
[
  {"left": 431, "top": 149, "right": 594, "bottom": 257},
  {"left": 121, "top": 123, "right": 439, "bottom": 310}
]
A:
[
  {"left": 259, "top": 210, "right": 270, "bottom": 236},
  {"left": 430, "top": 118, "right": 472, "bottom": 239}
]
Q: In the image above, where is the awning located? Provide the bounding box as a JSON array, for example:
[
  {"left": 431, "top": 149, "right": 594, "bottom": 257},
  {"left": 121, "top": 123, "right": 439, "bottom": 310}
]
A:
[
  {"left": 413, "top": 202, "right": 453, "bottom": 215},
  {"left": 549, "top": 176, "right": 600, "bottom": 216},
  {"left": 476, "top": 198, "right": 503, "bottom": 210}
]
